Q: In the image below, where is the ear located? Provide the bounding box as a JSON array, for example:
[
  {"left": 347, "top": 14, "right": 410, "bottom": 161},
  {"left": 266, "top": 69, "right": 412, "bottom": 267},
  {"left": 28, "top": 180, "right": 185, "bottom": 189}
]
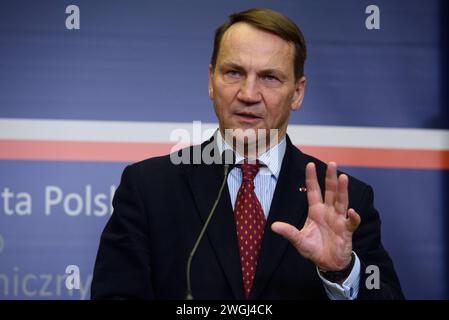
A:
[
  {"left": 208, "top": 64, "right": 214, "bottom": 99},
  {"left": 290, "top": 76, "right": 306, "bottom": 111}
]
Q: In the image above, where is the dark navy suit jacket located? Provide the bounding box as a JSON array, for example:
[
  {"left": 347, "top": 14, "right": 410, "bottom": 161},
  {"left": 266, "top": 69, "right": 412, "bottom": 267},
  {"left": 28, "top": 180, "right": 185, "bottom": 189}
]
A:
[{"left": 91, "top": 135, "right": 404, "bottom": 299}]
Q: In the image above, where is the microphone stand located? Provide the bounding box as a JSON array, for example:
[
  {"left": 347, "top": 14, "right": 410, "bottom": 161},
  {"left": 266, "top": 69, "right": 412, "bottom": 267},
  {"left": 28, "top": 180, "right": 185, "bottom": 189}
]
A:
[{"left": 185, "top": 163, "right": 231, "bottom": 300}]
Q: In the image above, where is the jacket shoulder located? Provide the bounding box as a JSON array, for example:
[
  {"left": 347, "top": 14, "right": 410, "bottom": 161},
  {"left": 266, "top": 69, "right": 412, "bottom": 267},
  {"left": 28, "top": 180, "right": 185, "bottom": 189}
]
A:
[{"left": 121, "top": 145, "right": 195, "bottom": 184}]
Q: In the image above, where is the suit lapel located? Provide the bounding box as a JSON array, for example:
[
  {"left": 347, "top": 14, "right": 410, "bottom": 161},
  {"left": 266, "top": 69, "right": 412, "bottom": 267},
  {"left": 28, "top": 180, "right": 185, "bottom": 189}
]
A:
[
  {"left": 185, "top": 139, "right": 245, "bottom": 299},
  {"left": 249, "top": 136, "right": 310, "bottom": 299}
]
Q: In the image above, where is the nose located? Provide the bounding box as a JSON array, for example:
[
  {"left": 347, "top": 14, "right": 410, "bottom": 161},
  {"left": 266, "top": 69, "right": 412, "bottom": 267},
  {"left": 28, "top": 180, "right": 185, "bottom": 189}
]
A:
[{"left": 237, "top": 75, "right": 261, "bottom": 104}]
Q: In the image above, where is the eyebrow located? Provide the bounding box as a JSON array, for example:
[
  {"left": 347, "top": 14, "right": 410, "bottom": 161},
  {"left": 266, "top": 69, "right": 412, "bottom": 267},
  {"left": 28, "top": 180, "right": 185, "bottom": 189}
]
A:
[
  {"left": 220, "top": 62, "right": 288, "bottom": 79},
  {"left": 220, "top": 62, "right": 246, "bottom": 72},
  {"left": 259, "top": 68, "right": 286, "bottom": 77}
]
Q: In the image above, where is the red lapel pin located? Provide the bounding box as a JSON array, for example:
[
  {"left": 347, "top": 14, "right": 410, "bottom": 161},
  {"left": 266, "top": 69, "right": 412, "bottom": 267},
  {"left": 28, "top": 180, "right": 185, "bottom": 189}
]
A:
[{"left": 299, "top": 186, "right": 307, "bottom": 192}]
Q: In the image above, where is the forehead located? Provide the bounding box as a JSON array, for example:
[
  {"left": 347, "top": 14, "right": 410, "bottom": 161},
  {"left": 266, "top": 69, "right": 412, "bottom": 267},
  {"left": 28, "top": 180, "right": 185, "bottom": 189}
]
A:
[{"left": 217, "top": 22, "right": 294, "bottom": 72}]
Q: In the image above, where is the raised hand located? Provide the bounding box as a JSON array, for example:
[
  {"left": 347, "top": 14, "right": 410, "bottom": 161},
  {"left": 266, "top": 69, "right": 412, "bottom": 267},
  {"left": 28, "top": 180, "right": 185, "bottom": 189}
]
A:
[{"left": 271, "top": 162, "right": 361, "bottom": 271}]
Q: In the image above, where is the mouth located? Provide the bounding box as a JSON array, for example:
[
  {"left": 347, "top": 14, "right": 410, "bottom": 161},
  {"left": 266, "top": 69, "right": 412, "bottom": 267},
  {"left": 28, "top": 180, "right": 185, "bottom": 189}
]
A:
[{"left": 234, "top": 112, "right": 263, "bottom": 124}]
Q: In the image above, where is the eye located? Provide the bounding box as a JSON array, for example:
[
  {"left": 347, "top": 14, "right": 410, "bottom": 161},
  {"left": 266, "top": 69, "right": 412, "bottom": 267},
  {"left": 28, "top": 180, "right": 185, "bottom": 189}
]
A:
[
  {"left": 225, "top": 70, "right": 242, "bottom": 78},
  {"left": 261, "top": 74, "right": 279, "bottom": 82}
]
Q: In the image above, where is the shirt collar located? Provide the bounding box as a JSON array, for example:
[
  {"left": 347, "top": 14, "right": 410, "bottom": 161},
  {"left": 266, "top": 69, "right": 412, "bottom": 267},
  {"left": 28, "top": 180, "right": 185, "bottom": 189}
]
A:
[{"left": 215, "top": 129, "right": 286, "bottom": 179}]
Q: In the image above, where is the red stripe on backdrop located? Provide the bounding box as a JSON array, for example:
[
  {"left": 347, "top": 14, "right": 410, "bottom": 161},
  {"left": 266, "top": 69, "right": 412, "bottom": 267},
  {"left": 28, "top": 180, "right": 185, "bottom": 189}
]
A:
[
  {"left": 300, "top": 146, "right": 449, "bottom": 170},
  {"left": 0, "top": 140, "right": 178, "bottom": 162},
  {"left": 1, "top": 140, "right": 449, "bottom": 169}
]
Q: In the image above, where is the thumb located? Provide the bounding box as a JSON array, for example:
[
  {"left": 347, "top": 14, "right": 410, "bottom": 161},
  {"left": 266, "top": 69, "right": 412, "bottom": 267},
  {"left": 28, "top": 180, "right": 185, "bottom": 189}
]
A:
[
  {"left": 346, "top": 208, "right": 361, "bottom": 232},
  {"left": 271, "top": 221, "right": 303, "bottom": 249}
]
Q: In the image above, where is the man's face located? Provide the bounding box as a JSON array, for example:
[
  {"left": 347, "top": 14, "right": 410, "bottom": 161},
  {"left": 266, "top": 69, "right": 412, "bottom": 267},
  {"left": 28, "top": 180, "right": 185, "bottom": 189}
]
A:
[{"left": 209, "top": 22, "right": 306, "bottom": 146}]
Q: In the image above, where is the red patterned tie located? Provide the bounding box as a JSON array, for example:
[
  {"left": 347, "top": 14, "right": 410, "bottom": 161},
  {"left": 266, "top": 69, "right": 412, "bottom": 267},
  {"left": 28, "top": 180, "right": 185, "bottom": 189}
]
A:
[{"left": 234, "top": 160, "right": 266, "bottom": 298}]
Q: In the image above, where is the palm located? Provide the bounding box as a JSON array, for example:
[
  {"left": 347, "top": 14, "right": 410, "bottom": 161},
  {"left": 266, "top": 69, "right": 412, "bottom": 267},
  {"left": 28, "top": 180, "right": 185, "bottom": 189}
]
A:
[
  {"left": 272, "top": 162, "right": 361, "bottom": 271},
  {"left": 298, "top": 202, "right": 353, "bottom": 270}
]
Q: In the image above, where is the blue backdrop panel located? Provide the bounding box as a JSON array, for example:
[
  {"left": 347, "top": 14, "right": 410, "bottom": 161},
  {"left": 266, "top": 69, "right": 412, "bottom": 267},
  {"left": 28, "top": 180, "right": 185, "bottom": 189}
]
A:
[
  {"left": 342, "top": 166, "right": 448, "bottom": 299},
  {"left": 0, "top": 0, "right": 444, "bottom": 128},
  {"left": 0, "top": 160, "right": 125, "bottom": 299}
]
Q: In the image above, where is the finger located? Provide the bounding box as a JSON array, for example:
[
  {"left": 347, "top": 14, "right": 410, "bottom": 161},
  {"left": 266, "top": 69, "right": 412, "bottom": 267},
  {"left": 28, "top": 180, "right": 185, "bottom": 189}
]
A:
[
  {"left": 305, "top": 162, "right": 322, "bottom": 205},
  {"left": 324, "top": 162, "right": 338, "bottom": 206},
  {"left": 335, "top": 174, "right": 349, "bottom": 215},
  {"left": 346, "top": 208, "right": 361, "bottom": 232},
  {"left": 271, "top": 221, "right": 303, "bottom": 249}
]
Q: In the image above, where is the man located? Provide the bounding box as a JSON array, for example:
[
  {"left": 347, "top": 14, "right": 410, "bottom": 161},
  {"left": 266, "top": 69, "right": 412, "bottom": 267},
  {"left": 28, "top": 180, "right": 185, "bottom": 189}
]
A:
[{"left": 91, "top": 8, "right": 403, "bottom": 300}]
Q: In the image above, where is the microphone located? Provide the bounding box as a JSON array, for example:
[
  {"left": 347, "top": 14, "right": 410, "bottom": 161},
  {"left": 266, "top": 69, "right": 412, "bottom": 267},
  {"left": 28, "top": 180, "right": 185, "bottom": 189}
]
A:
[{"left": 185, "top": 149, "right": 235, "bottom": 300}]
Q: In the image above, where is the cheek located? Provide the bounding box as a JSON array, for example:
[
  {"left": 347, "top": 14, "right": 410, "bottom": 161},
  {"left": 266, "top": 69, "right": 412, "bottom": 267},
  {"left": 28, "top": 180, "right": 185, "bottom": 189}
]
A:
[
  {"left": 214, "top": 85, "right": 238, "bottom": 109},
  {"left": 263, "top": 94, "right": 292, "bottom": 125},
  {"left": 213, "top": 87, "right": 237, "bottom": 123}
]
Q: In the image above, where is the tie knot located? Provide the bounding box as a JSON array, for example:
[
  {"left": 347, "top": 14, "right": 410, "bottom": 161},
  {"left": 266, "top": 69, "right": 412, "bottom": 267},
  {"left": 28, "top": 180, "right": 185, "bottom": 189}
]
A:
[{"left": 240, "top": 160, "right": 260, "bottom": 182}]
